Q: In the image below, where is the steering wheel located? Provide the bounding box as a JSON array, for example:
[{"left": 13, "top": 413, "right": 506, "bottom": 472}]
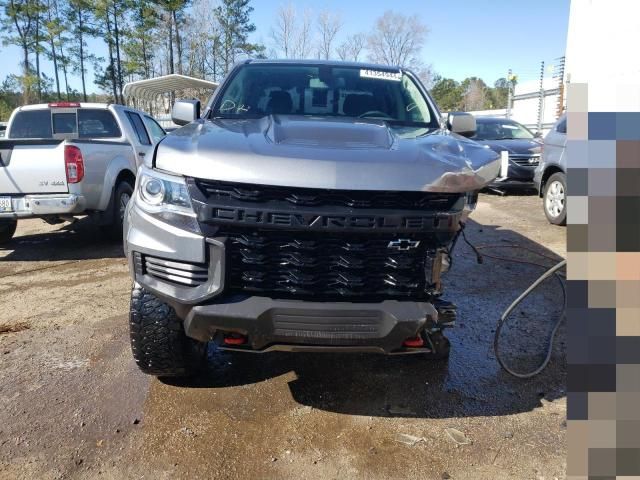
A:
[{"left": 358, "top": 110, "right": 394, "bottom": 120}]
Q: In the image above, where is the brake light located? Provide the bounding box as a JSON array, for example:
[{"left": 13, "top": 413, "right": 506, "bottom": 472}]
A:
[
  {"left": 49, "top": 102, "right": 81, "bottom": 108},
  {"left": 64, "top": 145, "right": 85, "bottom": 183}
]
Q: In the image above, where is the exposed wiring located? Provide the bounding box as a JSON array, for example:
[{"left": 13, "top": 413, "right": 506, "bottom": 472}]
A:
[
  {"left": 494, "top": 260, "right": 566, "bottom": 379},
  {"left": 475, "top": 248, "right": 566, "bottom": 278},
  {"left": 458, "top": 222, "right": 484, "bottom": 264}
]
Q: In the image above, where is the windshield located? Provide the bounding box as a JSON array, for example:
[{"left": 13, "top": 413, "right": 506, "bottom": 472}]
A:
[
  {"left": 473, "top": 120, "right": 535, "bottom": 140},
  {"left": 211, "top": 64, "right": 438, "bottom": 128}
]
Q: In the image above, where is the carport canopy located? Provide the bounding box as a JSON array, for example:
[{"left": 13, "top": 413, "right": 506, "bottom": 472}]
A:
[{"left": 123, "top": 74, "right": 218, "bottom": 101}]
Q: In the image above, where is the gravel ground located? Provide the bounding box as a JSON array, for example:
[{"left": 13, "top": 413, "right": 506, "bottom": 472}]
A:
[{"left": 0, "top": 193, "right": 567, "bottom": 480}]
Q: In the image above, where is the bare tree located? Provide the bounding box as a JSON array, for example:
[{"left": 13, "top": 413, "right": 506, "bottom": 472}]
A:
[
  {"left": 269, "top": 2, "right": 295, "bottom": 58},
  {"left": 269, "top": 2, "right": 313, "bottom": 59},
  {"left": 367, "top": 10, "right": 428, "bottom": 68},
  {"left": 293, "top": 6, "right": 312, "bottom": 58},
  {"left": 336, "top": 32, "right": 365, "bottom": 62},
  {"left": 316, "top": 9, "right": 341, "bottom": 59}
]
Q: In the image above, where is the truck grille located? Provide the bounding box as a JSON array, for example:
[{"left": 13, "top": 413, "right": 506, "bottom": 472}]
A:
[
  {"left": 135, "top": 253, "right": 209, "bottom": 287},
  {"left": 510, "top": 154, "right": 540, "bottom": 166},
  {"left": 194, "top": 179, "right": 461, "bottom": 211},
  {"left": 220, "top": 230, "right": 435, "bottom": 301}
]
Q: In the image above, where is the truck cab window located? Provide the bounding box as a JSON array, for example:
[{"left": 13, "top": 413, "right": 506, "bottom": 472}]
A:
[
  {"left": 126, "top": 112, "right": 151, "bottom": 145},
  {"left": 78, "top": 109, "right": 122, "bottom": 138},
  {"left": 8, "top": 110, "right": 53, "bottom": 139}
]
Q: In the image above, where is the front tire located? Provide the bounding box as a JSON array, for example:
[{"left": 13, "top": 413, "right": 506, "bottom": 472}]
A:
[
  {"left": 0, "top": 219, "right": 17, "bottom": 244},
  {"left": 543, "top": 172, "right": 567, "bottom": 226},
  {"left": 129, "top": 286, "right": 207, "bottom": 377}
]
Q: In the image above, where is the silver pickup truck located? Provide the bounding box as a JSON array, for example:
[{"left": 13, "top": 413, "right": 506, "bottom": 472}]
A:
[
  {"left": 124, "top": 59, "right": 499, "bottom": 377},
  {"left": 0, "top": 102, "right": 166, "bottom": 242}
]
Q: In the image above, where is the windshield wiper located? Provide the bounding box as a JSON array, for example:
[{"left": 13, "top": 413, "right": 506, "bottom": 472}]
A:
[{"left": 384, "top": 119, "right": 432, "bottom": 128}]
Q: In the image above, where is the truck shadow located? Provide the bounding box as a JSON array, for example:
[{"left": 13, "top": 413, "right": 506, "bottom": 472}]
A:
[
  {"left": 165, "top": 218, "right": 567, "bottom": 419},
  {"left": 0, "top": 217, "right": 124, "bottom": 261}
]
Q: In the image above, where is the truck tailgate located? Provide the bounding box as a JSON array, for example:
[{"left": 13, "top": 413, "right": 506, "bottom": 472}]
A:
[{"left": 0, "top": 139, "right": 68, "bottom": 195}]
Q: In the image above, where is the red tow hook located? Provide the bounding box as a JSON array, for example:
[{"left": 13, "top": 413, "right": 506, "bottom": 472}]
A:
[
  {"left": 223, "top": 334, "right": 247, "bottom": 345},
  {"left": 403, "top": 336, "right": 425, "bottom": 348}
]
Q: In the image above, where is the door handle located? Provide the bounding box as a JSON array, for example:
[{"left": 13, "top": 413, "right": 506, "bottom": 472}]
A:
[{"left": 138, "top": 152, "right": 146, "bottom": 157}]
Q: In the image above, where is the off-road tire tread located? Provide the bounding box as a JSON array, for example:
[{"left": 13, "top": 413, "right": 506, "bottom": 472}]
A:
[
  {"left": 129, "top": 286, "right": 205, "bottom": 377},
  {"left": 0, "top": 220, "right": 17, "bottom": 244}
]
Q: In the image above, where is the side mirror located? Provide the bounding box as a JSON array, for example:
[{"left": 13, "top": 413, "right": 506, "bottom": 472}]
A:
[
  {"left": 172, "top": 99, "right": 201, "bottom": 126},
  {"left": 534, "top": 131, "right": 543, "bottom": 138},
  {"left": 446, "top": 112, "right": 476, "bottom": 138}
]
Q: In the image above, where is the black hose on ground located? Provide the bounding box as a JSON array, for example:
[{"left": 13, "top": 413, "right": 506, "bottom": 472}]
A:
[
  {"left": 456, "top": 222, "right": 567, "bottom": 378},
  {"left": 493, "top": 260, "right": 567, "bottom": 379}
]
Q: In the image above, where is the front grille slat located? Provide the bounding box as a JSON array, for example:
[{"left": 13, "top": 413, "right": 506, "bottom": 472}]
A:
[
  {"left": 222, "top": 230, "right": 433, "bottom": 301},
  {"left": 195, "top": 179, "right": 461, "bottom": 211}
]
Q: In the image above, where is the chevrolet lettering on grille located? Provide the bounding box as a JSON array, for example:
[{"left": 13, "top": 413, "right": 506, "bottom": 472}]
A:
[{"left": 199, "top": 205, "right": 449, "bottom": 232}]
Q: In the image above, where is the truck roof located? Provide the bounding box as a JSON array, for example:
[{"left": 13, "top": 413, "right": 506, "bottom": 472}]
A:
[
  {"left": 16, "top": 103, "right": 113, "bottom": 111},
  {"left": 245, "top": 58, "right": 403, "bottom": 71}
]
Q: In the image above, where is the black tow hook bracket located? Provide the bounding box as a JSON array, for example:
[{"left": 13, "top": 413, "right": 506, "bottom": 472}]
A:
[{"left": 433, "top": 299, "right": 457, "bottom": 328}]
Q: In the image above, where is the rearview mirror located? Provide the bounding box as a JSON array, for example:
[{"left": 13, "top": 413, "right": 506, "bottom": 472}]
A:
[
  {"left": 446, "top": 112, "right": 476, "bottom": 138},
  {"left": 172, "top": 99, "right": 201, "bottom": 126}
]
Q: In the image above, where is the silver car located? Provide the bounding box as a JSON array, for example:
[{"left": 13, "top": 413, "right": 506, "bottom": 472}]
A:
[{"left": 534, "top": 114, "right": 567, "bottom": 225}]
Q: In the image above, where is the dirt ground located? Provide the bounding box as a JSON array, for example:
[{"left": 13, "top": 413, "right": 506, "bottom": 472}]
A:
[{"left": 0, "top": 193, "right": 567, "bottom": 480}]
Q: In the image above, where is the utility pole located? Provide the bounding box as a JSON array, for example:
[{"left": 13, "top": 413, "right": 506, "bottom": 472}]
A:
[
  {"left": 554, "top": 56, "right": 566, "bottom": 119},
  {"left": 506, "top": 68, "right": 513, "bottom": 118},
  {"left": 536, "top": 61, "right": 545, "bottom": 133}
]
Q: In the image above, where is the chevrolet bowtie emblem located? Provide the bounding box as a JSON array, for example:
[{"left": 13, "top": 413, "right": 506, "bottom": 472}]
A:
[{"left": 387, "top": 239, "right": 420, "bottom": 251}]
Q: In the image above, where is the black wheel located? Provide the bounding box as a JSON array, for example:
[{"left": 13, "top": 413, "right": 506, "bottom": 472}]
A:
[
  {"left": 424, "top": 331, "right": 451, "bottom": 360},
  {"left": 129, "top": 286, "right": 207, "bottom": 377},
  {"left": 543, "top": 172, "right": 567, "bottom": 226},
  {"left": 0, "top": 219, "right": 17, "bottom": 244},
  {"left": 105, "top": 180, "right": 134, "bottom": 241}
]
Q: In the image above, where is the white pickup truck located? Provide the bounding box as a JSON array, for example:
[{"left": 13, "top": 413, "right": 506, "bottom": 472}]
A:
[{"left": 0, "top": 102, "right": 166, "bottom": 243}]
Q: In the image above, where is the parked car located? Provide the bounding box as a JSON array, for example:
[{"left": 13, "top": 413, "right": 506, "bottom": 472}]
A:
[
  {"left": 0, "top": 123, "right": 6, "bottom": 138},
  {"left": 0, "top": 102, "right": 166, "bottom": 243},
  {"left": 123, "top": 59, "right": 500, "bottom": 377},
  {"left": 534, "top": 114, "right": 567, "bottom": 225},
  {"left": 471, "top": 117, "right": 543, "bottom": 190}
]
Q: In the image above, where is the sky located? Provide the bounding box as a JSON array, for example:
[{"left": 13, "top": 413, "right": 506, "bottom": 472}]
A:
[{"left": 0, "top": 0, "right": 570, "bottom": 93}]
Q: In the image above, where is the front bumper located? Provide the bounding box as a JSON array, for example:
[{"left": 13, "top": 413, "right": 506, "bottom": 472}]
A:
[
  {"left": 488, "top": 179, "right": 536, "bottom": 190},
  {"left": 124, "top": 189, "right": 450, "bottom": 353},
  {"left": 183, "top": 295, "right": 438, "bottom": 353},
  {"left": 0, "top": 194, "right": 85, "bottom": 219}
]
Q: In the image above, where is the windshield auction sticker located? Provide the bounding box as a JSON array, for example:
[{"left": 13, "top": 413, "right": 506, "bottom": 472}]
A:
[{"left": 359, "top": 69, "right": 402, "bottom": 81}]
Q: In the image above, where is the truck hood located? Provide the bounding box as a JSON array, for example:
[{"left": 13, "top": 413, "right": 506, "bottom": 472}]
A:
[{"left": 155, "top": 115, "right": 499, "bottom": 193}]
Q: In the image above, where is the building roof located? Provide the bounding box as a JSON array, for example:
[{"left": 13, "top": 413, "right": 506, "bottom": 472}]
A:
[{"left": 123, "top": 74, "right": 218, "bottom": 101}]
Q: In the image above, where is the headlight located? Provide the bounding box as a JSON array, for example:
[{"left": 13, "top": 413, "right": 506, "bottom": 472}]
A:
[{"left": 135, "top": 166, "right": 200, "bottom": 233}]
